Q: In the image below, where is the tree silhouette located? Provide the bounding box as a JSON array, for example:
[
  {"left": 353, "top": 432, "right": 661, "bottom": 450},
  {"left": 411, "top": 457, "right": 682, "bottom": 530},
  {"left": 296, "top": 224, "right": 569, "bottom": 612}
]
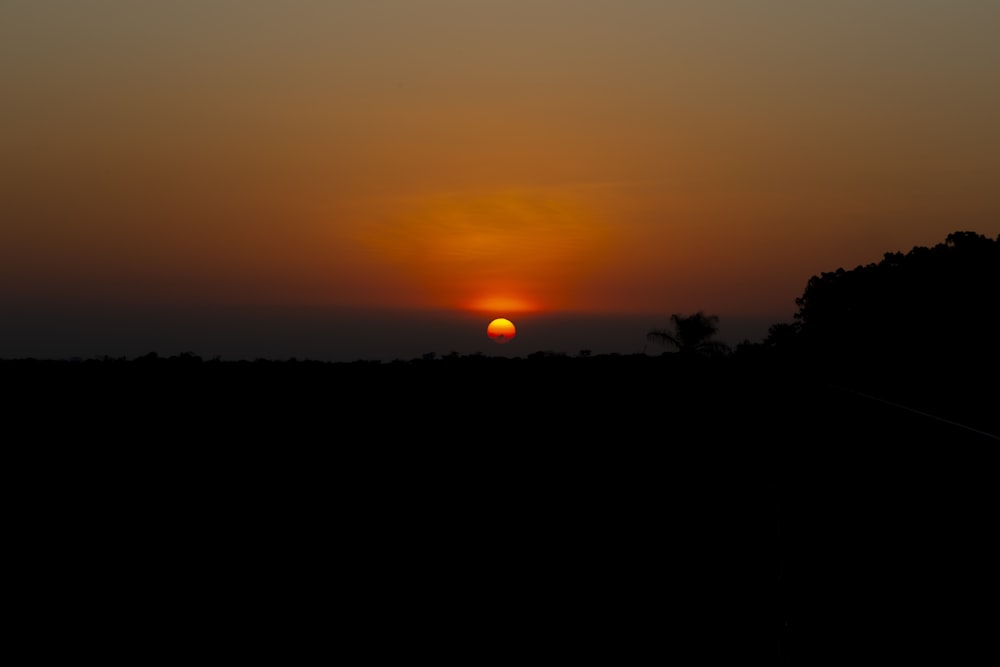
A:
[
  {"left": 647, "top": 311, "right": 731, "bottom": 358},
  {"left": 790, "top": 230, "right": 1000, "bottom": 367}
]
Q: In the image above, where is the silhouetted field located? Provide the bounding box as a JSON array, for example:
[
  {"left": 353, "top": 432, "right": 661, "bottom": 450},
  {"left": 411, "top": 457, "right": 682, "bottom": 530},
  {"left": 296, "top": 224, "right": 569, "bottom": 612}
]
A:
[
  {"left": 6, "top": 346, "right": 996, "bottom": 662},
  {"left": 5, "top": 346, "right": 995, "bottom": 439}
]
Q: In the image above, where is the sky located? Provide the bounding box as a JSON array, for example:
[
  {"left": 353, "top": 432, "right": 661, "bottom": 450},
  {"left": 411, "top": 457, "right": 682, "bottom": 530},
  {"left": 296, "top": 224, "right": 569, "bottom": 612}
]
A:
[{"left": 2, "top": 1, "right": 998, "bottom": 361}]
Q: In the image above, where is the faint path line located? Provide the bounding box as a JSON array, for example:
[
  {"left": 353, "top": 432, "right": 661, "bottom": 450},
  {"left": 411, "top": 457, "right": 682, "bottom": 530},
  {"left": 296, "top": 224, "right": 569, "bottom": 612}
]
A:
[{"left": 829, "top": 384, "right": 1000, "bottom": 441}]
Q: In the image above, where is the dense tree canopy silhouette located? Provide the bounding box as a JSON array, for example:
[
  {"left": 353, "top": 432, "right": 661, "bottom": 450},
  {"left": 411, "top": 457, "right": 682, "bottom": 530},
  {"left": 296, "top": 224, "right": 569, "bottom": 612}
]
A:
[
  {"left": 647, "top": 311, "right": 731, "bottom": 358},
  {"left": 785, "top": 231, "right": 1000, "bottom": 366}
]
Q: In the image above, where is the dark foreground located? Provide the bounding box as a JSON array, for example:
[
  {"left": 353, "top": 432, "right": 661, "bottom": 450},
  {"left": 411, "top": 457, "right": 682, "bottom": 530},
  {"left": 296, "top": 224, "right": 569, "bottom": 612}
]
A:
[{"left": 5, "top": 353, "right": 997, "bottom": 663}]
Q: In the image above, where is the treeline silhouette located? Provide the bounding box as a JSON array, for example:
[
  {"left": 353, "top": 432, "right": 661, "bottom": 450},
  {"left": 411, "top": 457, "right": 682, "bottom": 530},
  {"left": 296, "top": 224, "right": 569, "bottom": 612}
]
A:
[
  {"left": 759, "top": 229, "right": 1000, "bottom": 367},
  {"left": 5, "top": 229, "right": 996, "bottom": 437}
]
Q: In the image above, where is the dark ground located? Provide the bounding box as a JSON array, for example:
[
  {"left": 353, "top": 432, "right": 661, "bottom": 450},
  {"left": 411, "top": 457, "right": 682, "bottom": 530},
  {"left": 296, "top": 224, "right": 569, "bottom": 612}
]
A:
[{"left": 5, "top": 353, "right": 997, "bottom": 662}]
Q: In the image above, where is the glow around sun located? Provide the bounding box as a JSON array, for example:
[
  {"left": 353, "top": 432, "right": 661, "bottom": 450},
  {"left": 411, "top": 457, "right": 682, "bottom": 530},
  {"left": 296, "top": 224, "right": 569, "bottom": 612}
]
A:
[{"left": 487, "top": 318, "right": 516, "bottom": 344}]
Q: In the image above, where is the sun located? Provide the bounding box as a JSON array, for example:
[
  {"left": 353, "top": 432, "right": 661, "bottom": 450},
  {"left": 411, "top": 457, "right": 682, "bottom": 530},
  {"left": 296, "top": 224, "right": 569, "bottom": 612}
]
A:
[{"left": 487, "top": 318, "right": 516, "bottom": 344}]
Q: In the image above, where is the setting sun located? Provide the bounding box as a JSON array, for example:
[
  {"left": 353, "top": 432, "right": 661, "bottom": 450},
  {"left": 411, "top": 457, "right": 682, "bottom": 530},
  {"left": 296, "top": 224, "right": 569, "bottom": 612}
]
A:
[{"left": 487, "top": 318, "right": 516, "bottom": 344}]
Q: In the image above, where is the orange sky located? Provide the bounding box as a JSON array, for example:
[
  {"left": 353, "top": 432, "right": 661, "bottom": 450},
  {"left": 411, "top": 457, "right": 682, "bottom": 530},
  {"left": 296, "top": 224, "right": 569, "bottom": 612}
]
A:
[{"left": 2, "top": 1, "right": 998, "bottom": 358}]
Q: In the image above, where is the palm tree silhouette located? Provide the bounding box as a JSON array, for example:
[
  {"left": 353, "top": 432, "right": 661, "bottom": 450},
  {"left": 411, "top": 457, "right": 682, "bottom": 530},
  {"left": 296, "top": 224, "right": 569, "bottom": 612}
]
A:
[{"left": 647, "top": 311, "right": 731, "bottom": 357}]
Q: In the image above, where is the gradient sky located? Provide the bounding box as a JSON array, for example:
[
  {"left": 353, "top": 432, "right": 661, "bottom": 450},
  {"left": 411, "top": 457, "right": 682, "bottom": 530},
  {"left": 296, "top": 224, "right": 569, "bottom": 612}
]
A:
[{"left": 2, "top": 1, "right": 998, "bottom": 360}]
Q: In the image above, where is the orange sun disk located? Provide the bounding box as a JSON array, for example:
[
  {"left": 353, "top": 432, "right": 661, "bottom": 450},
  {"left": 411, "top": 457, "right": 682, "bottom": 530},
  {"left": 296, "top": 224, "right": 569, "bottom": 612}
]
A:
[{"left": 487, "top": 318, "right": 516, "bottom": 344}]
